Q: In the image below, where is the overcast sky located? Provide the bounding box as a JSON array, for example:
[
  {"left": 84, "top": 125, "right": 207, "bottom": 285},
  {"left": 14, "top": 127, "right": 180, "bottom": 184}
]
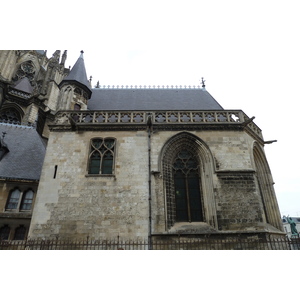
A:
[{"left": 5, "top": 0, "right": 300, "bottom": 216}]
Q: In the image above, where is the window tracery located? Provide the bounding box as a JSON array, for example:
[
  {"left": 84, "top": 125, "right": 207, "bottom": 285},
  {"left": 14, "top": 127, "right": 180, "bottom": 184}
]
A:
[
  {"left": 12, "top": 61, "right": 35, "bottom": 86},
  {"left": 173, "top": 150, "right": 203, "bottom": 222},
  {"left": 161, "top": 132, "right": 217, "bottom": 229},
  {"left": 0, "top": 108, "right": 21, "bottom": 124},
  {"left": 88, "top": 138, "right": 116, "bottom": 175}
]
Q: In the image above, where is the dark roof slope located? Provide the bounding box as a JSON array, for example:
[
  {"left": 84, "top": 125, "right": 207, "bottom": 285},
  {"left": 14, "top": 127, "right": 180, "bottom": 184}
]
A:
[
  {"left": 0, "top": 123, "right": 46, "bottom": 181},
  {"left": 88, "top": 88, "right": 224, "bottom": 111},
  {"left": 13, "top": 77, "right": 33, "bottom": 94}
]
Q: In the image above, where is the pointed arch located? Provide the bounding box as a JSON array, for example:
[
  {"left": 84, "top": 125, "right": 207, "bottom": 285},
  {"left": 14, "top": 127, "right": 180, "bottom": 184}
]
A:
[
  {"left": 253, "top": 142, "right": 282, "bottom": 230},
  {"left": 5, "top": 188, "right": 21, "bottom": 210},
  {"left": 161, "top": 132, "right": 217, "bottom": 229}
]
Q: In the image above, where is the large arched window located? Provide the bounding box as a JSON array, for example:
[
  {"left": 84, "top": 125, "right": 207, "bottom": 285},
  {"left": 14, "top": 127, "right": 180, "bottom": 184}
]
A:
[
  {"left": 161, "top": 132, "right": 217, "bottom": 229},
  {"left": 253, "top": 143, "right": 282, "bottom": 231},
  {"left": 173, "top": 150, "right": 203, "bottom": 222}
]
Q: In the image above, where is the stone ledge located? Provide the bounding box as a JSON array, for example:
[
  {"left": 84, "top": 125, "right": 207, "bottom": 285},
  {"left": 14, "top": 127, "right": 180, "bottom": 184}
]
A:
[{"left": 0, "top": 212, "right": 32, "bottom": 219}]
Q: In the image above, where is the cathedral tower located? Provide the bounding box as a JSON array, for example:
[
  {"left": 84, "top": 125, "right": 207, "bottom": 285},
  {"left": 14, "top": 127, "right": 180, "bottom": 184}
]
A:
[{"left": 0, "top": 50, "right": 69, "bottom": 137}]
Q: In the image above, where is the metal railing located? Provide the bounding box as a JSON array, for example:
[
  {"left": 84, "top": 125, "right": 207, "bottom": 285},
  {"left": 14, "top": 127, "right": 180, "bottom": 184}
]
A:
[{"left": 1, "top": 236, "right": 299, "bottom": 250}]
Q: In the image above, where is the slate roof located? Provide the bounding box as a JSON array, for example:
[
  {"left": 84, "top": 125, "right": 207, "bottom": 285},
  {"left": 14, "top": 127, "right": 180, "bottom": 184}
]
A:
[
  {"left": 0, "top": 123, "right": 46, "bottom": 181},
  {"left": 13, "top": 77, "right": 33, "bottom": 94},
  {"left": 88, "top": 88, "right": 224, "bottom": 111},
  {"left": 60, "top": 52, "right": 92, "bottom": 97},
  {"left": 36, "top": 50, "right": 46, "bottom": 55}
]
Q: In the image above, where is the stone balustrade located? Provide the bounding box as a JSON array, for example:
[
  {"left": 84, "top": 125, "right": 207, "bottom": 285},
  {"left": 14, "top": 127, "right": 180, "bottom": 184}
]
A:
[{"left": 52, "top": 110, "right": 263, "bottom": 139}]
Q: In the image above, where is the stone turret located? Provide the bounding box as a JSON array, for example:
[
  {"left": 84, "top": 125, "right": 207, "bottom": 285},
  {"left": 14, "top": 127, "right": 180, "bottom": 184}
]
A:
[{"left": 58, "top": 51, "right": 92, "bottom": 110}]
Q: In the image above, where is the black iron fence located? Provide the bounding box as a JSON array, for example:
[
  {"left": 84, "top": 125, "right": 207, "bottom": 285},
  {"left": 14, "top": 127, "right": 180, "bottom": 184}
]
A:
[{"left": 1, "top": 235, "right": 299, "bottom": 250}]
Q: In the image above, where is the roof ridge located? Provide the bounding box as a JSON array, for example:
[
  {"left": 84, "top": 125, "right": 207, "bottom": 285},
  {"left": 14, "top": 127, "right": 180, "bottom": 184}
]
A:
[{"left": 93, "top": 85, "right": 204, "bottom": 90}]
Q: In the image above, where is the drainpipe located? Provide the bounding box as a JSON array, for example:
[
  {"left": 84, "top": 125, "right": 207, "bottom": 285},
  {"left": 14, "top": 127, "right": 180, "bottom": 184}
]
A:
[{"left": 147, "top": 113, "right": 152, "bottom": 250}]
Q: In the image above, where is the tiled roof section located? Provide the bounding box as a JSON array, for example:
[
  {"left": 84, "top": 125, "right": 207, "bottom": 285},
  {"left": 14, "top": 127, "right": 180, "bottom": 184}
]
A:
[
  {"left": 61, "top": 51, "right": 92, "bottom": 97},
  {"left": 88, "top": 88, "right": 224, "bottom": 111},
  {"left": 0, "top": 123, "right": 46, "bottom": 181},
  {"left": 13, "top": 77, "right": 33, "bottom": 94},
  {"left": 36, "top": 50, "right": 46, "bottom": 55}
]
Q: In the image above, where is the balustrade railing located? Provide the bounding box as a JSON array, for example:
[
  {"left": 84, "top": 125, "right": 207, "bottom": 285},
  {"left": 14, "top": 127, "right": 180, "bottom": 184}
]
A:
[{"left": 52, "top": 110, "right": 262, "bottom": 138}]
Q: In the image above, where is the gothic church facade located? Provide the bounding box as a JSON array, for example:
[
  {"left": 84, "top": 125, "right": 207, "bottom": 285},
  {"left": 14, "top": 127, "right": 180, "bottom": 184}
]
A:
[{"left": 0, "top": 50, "right": 284, "bottom": 245}]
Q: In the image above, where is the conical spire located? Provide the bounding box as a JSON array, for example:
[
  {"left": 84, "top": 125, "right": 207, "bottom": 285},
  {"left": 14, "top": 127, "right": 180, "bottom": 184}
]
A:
[{"left": 60, "top": 51, "right": 92, "bottom": 97}]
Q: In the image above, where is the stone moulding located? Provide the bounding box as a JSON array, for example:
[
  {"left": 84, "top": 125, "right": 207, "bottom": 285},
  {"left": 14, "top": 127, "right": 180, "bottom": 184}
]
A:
[{"left": 49, "top": 110, "right": 263, "bottom": 141}]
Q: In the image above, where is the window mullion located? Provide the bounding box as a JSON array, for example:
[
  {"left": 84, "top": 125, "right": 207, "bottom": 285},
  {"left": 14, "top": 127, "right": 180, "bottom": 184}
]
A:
[
  {"left": 99, "top": 151, "right": 104, "bottom": 174},
  {"left": 185, "top": 174, "right": 192, "bottom": 223},
  {"left": 16, "top": 191, "right": 23, "bottom": 211}
]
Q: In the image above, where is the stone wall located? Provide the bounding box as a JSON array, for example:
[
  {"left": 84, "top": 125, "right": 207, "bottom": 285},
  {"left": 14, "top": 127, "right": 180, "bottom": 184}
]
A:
[
  {"left": 29, "top": 128, "right": 283, "bottom": 240},
  {"left": 215, "top": 172, "right": 264, "bottom": 230},
  {"left": 29, "top": 130, "right": 150, "bottom": 240}
]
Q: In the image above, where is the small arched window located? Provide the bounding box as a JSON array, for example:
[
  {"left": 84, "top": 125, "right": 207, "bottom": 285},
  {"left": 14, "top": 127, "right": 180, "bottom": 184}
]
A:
[
  {"left": 13, "top": 225, "right": 26, "bottom": 240},
  {"left": 6, "top": 189, "right": 21, "bottom": 210},
  {"left": 20, "top": 190, "right": 34, "bottom": 210},
  {"left": 0, "top": 225, "right": 10, "bottom": 240},
  {"left": 88, "top": 138, "right": 116, "bottom": 175}
]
